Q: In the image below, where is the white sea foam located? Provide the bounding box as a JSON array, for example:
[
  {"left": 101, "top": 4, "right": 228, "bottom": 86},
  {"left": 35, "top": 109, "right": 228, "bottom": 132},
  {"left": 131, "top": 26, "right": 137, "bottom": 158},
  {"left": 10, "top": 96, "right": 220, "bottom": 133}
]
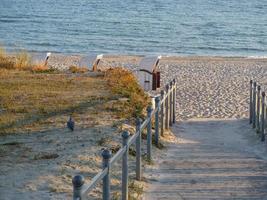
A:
[{"left": 246, "top": 56, "right": 267, "bottom": 59}]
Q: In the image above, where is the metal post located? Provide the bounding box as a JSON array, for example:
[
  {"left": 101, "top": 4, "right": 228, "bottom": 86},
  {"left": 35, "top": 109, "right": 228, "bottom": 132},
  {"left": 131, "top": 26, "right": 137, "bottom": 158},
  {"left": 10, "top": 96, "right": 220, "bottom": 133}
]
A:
[
  {"left": 252, "top": 82, "right": 257, "bottom": 128},
  {"left": 173, "top": 79, "right": 176, "bottom": 124},
  {"left": 72, "top": 175, "right": 85, "bottom": 200},
  {"left": 249, "top": 80, "right": 253, "bottom": 124},
  {"left": 122, "top": 131, "right": 130, "bottom": 200},
  {"left": 165, "top": 84, "right": 170, "bottom": 129},
  {"left": 169, "top": 81, "right": 173, "bottom": 127},
  {"left": 261, "top": 92, "right": 265, "bottom": 141},
  {"left": 135, "top": 118, "right": 142, "bottom": 181},
  {"left": 160, "top": 90, "right": 165, "bottom": 136},
  {"left": 257, "top": 85, "right": 261, "bottom": 132},
  {"left": 147, "top": 106, "right": 152, "bottom": 161},
  {"left": 102, "top": 149, "right": 112, "bottom": 200},
  {"left": 155, "top": 96, "right": 160, "bottom": 147}
]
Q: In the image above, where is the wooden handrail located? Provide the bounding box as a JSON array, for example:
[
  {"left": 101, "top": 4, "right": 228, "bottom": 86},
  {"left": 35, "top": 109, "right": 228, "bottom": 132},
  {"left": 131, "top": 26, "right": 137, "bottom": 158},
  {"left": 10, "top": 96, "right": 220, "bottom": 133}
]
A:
[{"left": 249, "top": 80, "right": 266, "bottom": 141}]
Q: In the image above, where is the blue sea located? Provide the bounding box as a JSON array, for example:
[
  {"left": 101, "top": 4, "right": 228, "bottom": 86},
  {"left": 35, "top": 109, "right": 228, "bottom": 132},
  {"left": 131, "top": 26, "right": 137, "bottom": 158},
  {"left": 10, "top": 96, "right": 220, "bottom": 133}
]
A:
[{"left": 0, "top": 0, "right": 266, "bottom": 56}]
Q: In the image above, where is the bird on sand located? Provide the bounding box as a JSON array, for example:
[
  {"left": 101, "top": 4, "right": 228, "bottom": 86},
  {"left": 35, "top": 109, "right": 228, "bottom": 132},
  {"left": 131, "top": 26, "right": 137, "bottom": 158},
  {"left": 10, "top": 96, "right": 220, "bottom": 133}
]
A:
[{"left": 67, "top": 116, "right": 75, "bottom": 131}]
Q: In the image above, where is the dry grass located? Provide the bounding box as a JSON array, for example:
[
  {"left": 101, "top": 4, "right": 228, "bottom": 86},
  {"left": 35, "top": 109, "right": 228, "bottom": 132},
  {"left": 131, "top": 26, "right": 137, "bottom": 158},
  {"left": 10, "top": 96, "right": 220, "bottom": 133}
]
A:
[
  {"left": 0, "top": 66, "right": 148, "bottom": 135},
  {"left": 0, "top": 46, "right": 15, "bottom": 69},
  {"left": 0, "top": 69, "right": 109, "bottom": 134},
  {"left": 0, "top": 47, "right": 31, "bottom": 70},
  {"left": 31, "top": 64, "right": 56, "bottom": 73},
  {"left": 14, "top": 51, "right": 31, "bottom": 70},
  {"left": 0, "top": 47, "right": 149, "bottom": 134},
  {"left": 0, "top": 46, "right": 54, "bottom": 72},
  {"left": 0, "top": 64, "right": 150, "bottom": 199},
  {"left": 69, "top": 66, "right": 88, "bottom": 73},
  {"left": 105, "top": 68, "right": 150, "bottom": 118}
]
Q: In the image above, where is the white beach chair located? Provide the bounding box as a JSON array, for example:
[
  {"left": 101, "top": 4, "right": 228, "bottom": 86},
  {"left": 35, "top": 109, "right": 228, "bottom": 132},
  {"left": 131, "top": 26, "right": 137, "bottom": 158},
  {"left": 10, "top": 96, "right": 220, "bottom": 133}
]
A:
[
  {"left": 79, "top": 54, "right": 103, "bottom": 71},
  {"left": 136, "top": 55, "right": 162, "bottom": 91},
  {"left": 32, "top": 52, "right": 51, "bottom": 66}
]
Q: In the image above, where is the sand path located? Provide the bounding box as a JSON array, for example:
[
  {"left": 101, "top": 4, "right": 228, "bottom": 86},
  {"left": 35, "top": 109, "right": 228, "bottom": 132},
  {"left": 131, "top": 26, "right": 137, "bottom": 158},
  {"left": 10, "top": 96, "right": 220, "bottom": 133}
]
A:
[{"left": 144, "top": 119, "right": 267, "bottom": 200}]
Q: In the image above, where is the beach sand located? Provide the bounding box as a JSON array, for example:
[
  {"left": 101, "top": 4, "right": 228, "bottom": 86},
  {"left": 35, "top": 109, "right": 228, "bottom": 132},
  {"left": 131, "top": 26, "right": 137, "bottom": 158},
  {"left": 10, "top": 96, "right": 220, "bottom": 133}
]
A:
[
  {"left": 158, "top": 56, "right": 267, "bottom": 120},
  {"left": 1, "top": 55, "right": 267, "bottom": 199},
  {"left": 48, "top": 54, "right": 267, "bottom": 120}
]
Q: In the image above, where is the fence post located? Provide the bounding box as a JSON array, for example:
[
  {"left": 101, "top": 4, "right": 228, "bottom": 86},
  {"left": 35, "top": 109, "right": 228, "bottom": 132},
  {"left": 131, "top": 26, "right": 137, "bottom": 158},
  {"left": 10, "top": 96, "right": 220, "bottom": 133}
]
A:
[
  {"left": 173, "top": 79, "right": 176, "bottom": 124},
  {"left": 165, "top": 84, "right": 170, "bottom": 129},
  {"left": 155, "top": 96, "right": 160, "bottom": 147},
  {"left": 72, "top": 175, "right": 85, "bottom": 200},
  {"left": 102, "top": 149, "right": 112, "bottom": 200},
  {"left": 122, "top": 131, "right": 130, "bottom": 200},
  {"left": 135, "top": 118, "right": 142, "bottom": 181},
  {"left": 169, "top": 81, "right": 173, "bottom": 127},
  {"left": 253, "top": 82, "right": 257, "bottom": 128},
  {"left": 257, "top": 85, "right": 261, "bottom": 132},
  {"left": 249, "top": 80, "right": 253, "bottom": 124},
  {"left": 261, "top": 92, "right": 265, "bottom": 141},
  {"left": 160, "top": 90, "right": 165, "bottom": 136},
  {"left": 147, "top": 106, "right": 153, "bottom": 161}
]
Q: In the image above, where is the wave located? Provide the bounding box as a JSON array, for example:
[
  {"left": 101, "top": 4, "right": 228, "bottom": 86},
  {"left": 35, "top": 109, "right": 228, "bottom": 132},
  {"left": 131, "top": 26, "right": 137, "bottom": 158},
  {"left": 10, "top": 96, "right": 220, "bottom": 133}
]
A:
[{"left": 246, "top": 56, "right": 267, "bottom": 59}]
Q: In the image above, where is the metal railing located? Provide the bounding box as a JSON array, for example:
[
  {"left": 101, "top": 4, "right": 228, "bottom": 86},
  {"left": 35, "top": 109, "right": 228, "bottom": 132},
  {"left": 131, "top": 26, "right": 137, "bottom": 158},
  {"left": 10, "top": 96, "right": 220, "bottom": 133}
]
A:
[
  {"left": 72, "top": 79, "right": 177, "bottom": 200},
  {"left": 249, "top": 80, "right": 266, "bottom": 141}
]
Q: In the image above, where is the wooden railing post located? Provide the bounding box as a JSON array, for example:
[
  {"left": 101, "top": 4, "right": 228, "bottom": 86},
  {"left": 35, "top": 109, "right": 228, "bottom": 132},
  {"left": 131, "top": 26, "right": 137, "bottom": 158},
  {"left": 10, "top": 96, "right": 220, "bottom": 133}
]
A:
[
  {"left": 261, "top": 92, "right": 265, "bottom": 141},
  {"left": 102, "top": 149, "right": 111, "bottom": 200},
  {"left": 173, "top": 79, "right": 176, "bottom": 124},
  {"left": 72, "top": 175, "right": 85, "bottom": 200},
  {"left": 169, "top": 81, "right": 173, "bottom": 127},
  {"left": 160, "top": 90, "right": 165, "bottom": 136},
  {"left": 253, "top": 82, "right": 257, "bottom": 128},
  {"left": 165, "top": 84, "right": 170, "bottom": 129},
  {"left": 135, "top": 118, "right": 142, "bottom": 181},
  {"left": 249, "top": 80, "right": 253, "bottom": 124},
  {"left": 155, "top": 96, "right": 160, "bottom": 147},
  {"left": 257, "top": 85, "right": 261, "bottom": 132},
  {"left": 121, "top": 131, "right": 130, "bottom": 200},
  {"left": 147, "top": 106, "right": 153, "bottom": 161}
]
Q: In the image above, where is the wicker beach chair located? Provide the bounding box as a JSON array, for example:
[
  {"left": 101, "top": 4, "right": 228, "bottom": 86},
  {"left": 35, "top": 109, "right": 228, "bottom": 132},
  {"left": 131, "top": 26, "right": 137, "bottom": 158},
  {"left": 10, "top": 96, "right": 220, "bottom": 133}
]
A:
[
  {"left": 79, "top": 54, "right": 103, "bottom": 71},
  {"left": 32, "top": 52, "right": 51, "bottom": 66},
  {"left": 135, "top": 55, "right": 162, "bottom": 91}
]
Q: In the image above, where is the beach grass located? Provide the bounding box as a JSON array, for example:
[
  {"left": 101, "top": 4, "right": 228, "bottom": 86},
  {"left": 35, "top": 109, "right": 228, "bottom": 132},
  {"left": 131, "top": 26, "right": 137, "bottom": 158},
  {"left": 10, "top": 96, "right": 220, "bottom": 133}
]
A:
[
  {"left": 105, "top": 67, "right": 150, "bottom": 118},
  {"left": 69, "top": 65, "right": 89, "bottom": 73},
  {"left": 0, "top": 62, "right": 148, "bottom": 134},
  {"left": 0, "top": 53, "right": 150, "bottom": 199},
  {"left": 0, "top": 46, "right": 55, "bottom": 72}
]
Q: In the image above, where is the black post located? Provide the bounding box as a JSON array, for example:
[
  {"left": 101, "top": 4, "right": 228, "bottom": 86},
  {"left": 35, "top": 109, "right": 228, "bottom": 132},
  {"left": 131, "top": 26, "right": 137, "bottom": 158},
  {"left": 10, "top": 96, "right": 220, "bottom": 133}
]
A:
[
  {"left": 252, "top": 82, "right": 257, "bottom": 128},
  {"left": 256, "top": 85, "right": 261, "bottom": 133},
  {"left": 102, "top": 149, "right": 111, "bottom": 200},
  {"left": 249, "top": 80, "right": 253, "bottom": 124},
  {"left": 261, "top": 92, "right": 265, "bottom": 141}
]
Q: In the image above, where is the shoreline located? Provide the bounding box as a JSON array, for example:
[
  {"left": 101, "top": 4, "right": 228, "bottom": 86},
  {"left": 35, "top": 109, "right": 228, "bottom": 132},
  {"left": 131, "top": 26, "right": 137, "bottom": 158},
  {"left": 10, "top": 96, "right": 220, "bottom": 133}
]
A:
[{"left": 6, "top": 50, "right": 267, "bottom": 59}]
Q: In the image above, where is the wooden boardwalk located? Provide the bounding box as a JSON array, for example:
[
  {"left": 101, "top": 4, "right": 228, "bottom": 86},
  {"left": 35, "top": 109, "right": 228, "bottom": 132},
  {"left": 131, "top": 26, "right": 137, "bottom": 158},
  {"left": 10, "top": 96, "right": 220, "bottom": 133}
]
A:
[{"left": 144, "top": 119, "right": 267, "bottom": 200}]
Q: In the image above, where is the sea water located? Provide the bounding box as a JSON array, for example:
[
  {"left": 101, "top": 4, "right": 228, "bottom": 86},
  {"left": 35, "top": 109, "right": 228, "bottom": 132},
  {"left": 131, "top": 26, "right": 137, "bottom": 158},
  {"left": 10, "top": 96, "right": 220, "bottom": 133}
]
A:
[{"left": 0, "top": 0, "right": 266, "bottom": 56}]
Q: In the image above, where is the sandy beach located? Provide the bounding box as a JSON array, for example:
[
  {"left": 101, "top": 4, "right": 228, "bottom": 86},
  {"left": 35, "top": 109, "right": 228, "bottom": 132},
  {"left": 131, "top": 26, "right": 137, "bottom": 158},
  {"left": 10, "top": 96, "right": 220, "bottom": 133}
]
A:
[
  {"left": 48, "top": 54, "right": 267, "bottom": 120},
  {"left": 1, "top": 55, "right": 267, "bottom": 199},
  {"left": 1, "top": 1, "right": 266, "bottom": 199}
]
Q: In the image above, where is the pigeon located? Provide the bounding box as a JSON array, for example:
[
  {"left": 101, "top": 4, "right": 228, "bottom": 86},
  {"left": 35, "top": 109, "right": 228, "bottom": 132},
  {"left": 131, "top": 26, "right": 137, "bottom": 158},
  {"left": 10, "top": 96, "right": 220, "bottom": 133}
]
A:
[{"left": 67, "top": 116, "right": 75, "bottom": 131}]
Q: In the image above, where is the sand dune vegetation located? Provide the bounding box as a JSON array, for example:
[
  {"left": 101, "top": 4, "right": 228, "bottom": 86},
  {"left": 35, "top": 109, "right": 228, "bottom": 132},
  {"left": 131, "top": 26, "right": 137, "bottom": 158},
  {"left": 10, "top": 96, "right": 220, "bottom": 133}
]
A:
[
  {"left": 0, "top": 51, "right": 152, "bottom": 199},
  {"left": 0, "top": 50, "right": 149, "bottom": 135}
]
